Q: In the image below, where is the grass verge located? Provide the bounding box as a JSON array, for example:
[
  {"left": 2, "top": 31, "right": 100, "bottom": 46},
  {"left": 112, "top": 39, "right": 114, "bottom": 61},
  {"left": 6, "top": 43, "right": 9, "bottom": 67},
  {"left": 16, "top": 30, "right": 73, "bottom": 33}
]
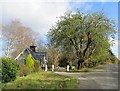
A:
[
  {"left": 67, "top": 64, "right": 105, "bottom": 73},
  {"left": 2, "top": 71, "right": 79, "bottom": 90}
]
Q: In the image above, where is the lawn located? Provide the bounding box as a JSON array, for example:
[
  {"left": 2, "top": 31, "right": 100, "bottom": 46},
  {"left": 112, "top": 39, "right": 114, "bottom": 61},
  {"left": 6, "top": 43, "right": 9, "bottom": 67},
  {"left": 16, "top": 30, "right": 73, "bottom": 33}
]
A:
[{"left": 2, "top": 71, "right": 79, "bottom": 90}]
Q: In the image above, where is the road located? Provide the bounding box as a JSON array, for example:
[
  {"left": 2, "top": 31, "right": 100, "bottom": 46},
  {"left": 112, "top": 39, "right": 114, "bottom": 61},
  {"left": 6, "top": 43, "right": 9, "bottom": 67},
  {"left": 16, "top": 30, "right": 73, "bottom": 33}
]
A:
[{"left": 55, "top": 64, "right": 119, "bottom": 89}]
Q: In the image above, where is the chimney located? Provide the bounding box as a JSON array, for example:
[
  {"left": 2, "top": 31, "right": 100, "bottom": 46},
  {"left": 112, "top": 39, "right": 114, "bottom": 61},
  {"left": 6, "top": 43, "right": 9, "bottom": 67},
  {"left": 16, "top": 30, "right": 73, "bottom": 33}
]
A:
[{"left": 30, "top": 45, "right": 36, "bottom": 52}]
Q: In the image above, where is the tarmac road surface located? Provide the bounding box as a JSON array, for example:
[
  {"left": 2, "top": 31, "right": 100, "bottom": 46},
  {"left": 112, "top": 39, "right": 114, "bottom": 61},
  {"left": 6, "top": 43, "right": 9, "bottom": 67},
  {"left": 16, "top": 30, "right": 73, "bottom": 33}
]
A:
[{"left": 55, "top": 64, "right": 119, "bottom": 89}]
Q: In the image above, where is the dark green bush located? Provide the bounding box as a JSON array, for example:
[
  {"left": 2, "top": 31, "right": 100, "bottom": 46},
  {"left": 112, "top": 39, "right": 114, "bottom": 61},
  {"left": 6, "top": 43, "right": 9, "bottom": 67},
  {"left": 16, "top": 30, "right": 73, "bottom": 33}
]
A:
[
  {"left": 59, "top": 56, "right": 69, "bottom": 67},
  {"left": 34, "top": 60, "right": 41, "bottom": 72},
  {"left": 1, "top": 58, "right": 19, "bottom": 83}
]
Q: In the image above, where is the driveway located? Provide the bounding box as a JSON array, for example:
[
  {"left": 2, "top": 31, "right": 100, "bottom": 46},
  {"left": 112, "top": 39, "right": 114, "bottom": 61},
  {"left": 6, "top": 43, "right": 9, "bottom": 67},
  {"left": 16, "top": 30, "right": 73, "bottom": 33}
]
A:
[{"left": 55, "top": 64, "right": 119, "bottom": 89}]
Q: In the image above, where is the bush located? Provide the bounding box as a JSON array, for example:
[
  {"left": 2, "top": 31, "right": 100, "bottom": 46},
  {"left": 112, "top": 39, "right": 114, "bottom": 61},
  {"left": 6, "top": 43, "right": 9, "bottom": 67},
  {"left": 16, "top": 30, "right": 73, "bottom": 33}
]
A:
[
  {"left": 19, "top": 60, "right": 41, "bottom": 76},
  {"left": 1, "top": 58, "right": 19, "bottom": 83},
  {"left": 110, "top": 56, "right": 118, "bottom": 64},
  {"left": 34, "top": 60, "right": 41, "bottom": 72},
  {"left": 26, "top": 54, "right": 34, "bottom": 72},
  {"left": 59, "top": 56, "right": 69, "bottom": 67},
  {"left": 19, "top": 64, "right": 31, "bottom": 76},
  {"left": 80, "top": 68, "right": 92, "bottom": 72}
]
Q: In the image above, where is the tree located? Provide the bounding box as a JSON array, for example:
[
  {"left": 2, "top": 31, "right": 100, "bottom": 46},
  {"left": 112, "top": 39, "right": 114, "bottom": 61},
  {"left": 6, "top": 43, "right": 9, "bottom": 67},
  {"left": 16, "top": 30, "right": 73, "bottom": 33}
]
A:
[
  {"left": 47, "top": 11, "right": 116, "bottom": 69},
  {"left": 2, "top": 20, "right": 38, "bottom": 58},
  {"left": 35, "top": 37, "right": 47, "bottom": 52},
  {"left": 26, "top": 54, "right": 34, "bottom": 72},
  {"left": 46, "top": 44, "right": 60, "bottom": 68}
]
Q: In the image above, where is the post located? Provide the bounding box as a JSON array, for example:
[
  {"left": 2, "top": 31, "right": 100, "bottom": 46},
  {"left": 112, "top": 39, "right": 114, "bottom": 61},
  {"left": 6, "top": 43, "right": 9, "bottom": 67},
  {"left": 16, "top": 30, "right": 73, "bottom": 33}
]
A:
[
  {"left": 67, "top": 65, "right": 69, "bottom": 71},
  {"left": 45, "top": 65, "right": 47, "bottom": 71},
  {"left": 52, "top": 65, "right": 54, "bottom": 71}
]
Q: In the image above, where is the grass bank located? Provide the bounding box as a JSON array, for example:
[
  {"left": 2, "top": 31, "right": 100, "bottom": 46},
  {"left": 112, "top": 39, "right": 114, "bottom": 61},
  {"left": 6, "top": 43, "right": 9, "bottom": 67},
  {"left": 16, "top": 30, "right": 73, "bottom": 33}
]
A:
[
  {"left": 2, "top": 71, "right": 79, "bottom": 90},
  {"left": 67, "top": 64, "right": 105, "bottom": 73}
]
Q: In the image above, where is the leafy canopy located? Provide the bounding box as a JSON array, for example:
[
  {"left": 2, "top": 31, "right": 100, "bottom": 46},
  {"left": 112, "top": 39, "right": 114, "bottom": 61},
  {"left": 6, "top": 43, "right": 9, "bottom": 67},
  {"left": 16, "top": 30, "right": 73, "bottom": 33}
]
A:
[{"left": 47, "top": 11, "right": 116, "bottom": 62}]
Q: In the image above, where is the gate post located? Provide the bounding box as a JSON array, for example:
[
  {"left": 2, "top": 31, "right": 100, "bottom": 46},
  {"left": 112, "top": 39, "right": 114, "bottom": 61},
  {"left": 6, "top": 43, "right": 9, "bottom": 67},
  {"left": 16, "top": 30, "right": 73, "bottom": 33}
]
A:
[
  {"left": 67, "top": 65, "right": 69, "bottom": 71},
  {"left": 45, "top": 65, "right": 47, "bottom": 71},
  {"left": 52, "top": 65, "right": 54, "bottom": 71}
]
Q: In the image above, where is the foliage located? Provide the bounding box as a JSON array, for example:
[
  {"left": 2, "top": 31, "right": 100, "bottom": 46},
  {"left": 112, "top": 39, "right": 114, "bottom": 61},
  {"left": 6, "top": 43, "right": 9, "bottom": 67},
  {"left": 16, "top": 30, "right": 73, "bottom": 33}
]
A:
[
  {"left": 58, "top": 54, "right": 69, "bottom": 67},
  {"left": 34, "top": 60, "right": 41, "bottom": 72},
  {"left": 19, "top": 59, "right": 41, "bottom": 76},
  {"left": 59, "top": 52, "right": 76, "bottom": 67},
  {"left": 80, "top": 68, "right": 93, "bottom": 72},
  {"left": 19, "top": 64, "right": 31, "bottom": 76},
  {"left": 2, "top": 72, "right": 79, "bottom": 89},
  {"left": 19, "top": 60, "right": 41, "bottom": 76},
  {"left": 46, "top": 46, "right": 60, "bottom": 68},
  {"left": 47, "top": 11, "right": 116, "bottom": 69},
  {"left": 26, "top": 54, "right": 34, "bottom": 72},
  {"left": 1, "top": 58, "right": 19, "bottom": 83},
  {"left": 2, "top": 20, "right": 38, "bottom": 58},
  {"left": 108, "top": 49, "right": 118, "bottom": 64}
]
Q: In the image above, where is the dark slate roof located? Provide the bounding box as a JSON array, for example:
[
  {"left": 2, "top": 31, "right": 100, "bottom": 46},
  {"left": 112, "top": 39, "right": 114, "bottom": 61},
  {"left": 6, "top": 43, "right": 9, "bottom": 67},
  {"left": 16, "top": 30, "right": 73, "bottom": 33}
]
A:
[{"left": 26, "top": 48, "right": 47, "bottom": 62}]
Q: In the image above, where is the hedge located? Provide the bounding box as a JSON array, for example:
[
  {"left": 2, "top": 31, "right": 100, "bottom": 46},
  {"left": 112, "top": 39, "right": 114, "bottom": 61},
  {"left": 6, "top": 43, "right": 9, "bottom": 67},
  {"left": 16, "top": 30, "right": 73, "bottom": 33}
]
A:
[{"left": 1, "top": 58, "right": 19, "bottom": 83}]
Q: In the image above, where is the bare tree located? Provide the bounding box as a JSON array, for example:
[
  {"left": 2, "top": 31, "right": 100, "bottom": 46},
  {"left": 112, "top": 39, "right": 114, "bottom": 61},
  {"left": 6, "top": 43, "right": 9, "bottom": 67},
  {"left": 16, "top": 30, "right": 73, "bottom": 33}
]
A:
[{"left": 2, "top": 20, "right": 38, "bottom": 58}]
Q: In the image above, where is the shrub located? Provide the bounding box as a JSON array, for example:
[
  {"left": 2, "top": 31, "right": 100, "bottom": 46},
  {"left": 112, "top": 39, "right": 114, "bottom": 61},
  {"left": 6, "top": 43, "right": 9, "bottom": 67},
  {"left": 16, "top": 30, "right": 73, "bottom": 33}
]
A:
[
  {"left": 59, "top": 56, "right": 69, "bottom": 67},
  {"left": 34, "top": 60, "right": 41, "bottom": 72},
  {"left": 26, "top": 54, "right": 34, "bottom": 72},
  {"left": 2, "top": 58, "right": 19, "bottom": 83},
  {"left": 81, "top": 68, "right": 91, "bottom": 72},
  {"left": 110, "top": 56, "right": 118, "bottom": 64},
  {"left": 19, "top": 64, "right": 31, "bottom": 76}
]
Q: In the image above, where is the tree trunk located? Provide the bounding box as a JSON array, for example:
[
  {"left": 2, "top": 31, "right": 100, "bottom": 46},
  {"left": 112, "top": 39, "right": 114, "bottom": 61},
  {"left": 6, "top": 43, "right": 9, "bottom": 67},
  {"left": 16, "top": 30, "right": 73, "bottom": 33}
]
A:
[
  {"left": 77, "top": 60, "right": 80, "bottom": 70},
  {"left": 77, "top": 59, "right": 84, "bottom": 70}
]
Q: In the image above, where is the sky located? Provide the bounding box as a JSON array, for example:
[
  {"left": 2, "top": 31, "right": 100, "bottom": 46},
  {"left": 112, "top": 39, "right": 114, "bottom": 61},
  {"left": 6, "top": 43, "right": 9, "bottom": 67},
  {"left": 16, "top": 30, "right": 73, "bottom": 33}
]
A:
[{"left": 0, "top": 0, "right": 119, "bottom": 59}]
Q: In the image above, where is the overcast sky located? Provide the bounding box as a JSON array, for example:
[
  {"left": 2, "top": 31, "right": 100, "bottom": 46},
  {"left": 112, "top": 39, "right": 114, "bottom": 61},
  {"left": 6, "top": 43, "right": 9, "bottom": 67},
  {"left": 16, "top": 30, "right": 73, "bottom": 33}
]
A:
[{"left": 0, "top": 0, "right": 119, "bottom": 58}]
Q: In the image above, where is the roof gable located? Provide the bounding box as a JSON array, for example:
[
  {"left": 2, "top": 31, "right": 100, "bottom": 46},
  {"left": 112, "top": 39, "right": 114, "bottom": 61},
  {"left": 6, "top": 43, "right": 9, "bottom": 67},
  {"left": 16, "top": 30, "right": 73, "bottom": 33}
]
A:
[
  {"left": 15, "top": 48, "right": 47, "bottom": 63},
  {"left": 27, "top": 48, "right": 47, "bottom": 61}
]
